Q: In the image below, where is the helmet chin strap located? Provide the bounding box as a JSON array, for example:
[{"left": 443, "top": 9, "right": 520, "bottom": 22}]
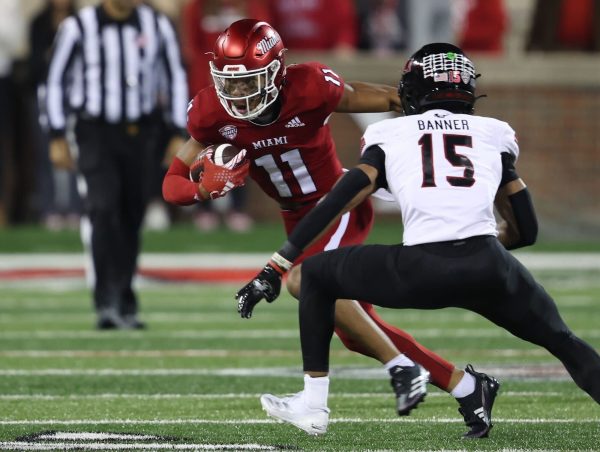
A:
[{"left": 250, "top": 97, "right": 282, "bottom": 126}]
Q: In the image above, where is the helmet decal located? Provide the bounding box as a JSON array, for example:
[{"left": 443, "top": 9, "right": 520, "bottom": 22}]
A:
[
  {"left": 422, "top": 52, "right": 475, "bottom": 85},
  {"left": 256, "top": 34, "right": 281, "bottom": 56}
]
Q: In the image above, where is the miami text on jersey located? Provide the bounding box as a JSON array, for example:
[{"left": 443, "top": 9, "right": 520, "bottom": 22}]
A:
[{"left": 252, "top": 136, "right": 289, "bottom": 149}]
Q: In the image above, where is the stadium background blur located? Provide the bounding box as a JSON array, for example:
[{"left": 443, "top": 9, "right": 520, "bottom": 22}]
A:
[{"left": 0, "top": 0, "right": 598, "bottom": 242}]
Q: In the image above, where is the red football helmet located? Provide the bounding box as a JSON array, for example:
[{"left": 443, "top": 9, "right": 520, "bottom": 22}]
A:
[{"left": 210, "top": 19, "right": 286, "bottom": 120}]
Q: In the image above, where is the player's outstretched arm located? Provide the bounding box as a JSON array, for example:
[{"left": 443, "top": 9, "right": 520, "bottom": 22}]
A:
[
  {"left": 236, "top": 163, "right": 378, "bottom": 319},
  {"left": 336, "top": 82, "right": 403, "bottom": 114}
]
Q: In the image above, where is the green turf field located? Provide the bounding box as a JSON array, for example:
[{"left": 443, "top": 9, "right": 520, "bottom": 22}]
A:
[
  {"left": 0, "top": 267, "right": 599, "bottom": 450},
  {"left": 2, "top": 222, "right": 600, "bottom": 253}
]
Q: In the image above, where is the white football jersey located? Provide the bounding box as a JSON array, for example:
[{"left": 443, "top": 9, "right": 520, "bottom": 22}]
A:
[{"left": 362, "top": 109, "right": 519, "bottom": 246}]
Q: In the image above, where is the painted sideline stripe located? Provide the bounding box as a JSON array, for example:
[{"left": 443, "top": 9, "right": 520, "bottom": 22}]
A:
[
  {"left": 0, "top": 418, "right": 597, "bottom": 426},
  {"left": 0, "top": 391, "right": 564, "bottom": 400},
  {"left": 0, "top": 252, "right": 598, "bottom": 272},
  {"left": 0, "top": 251, "right": 597, "bottom": 269},
  {"left": 0, "top": 253, "right": 270, "bottom": 270},
  {"left": 0, "top": 268, "right": 258, "bottom": 283}
]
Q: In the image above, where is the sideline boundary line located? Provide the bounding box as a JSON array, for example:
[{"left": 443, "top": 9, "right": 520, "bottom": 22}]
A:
[{"left": 0, "top": 252, "right": 598, "bottom": 283}]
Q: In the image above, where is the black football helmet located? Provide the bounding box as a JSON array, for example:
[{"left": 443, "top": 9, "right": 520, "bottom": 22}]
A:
[{"left": 399, "top": 43, "right": 477, "bottom": 115}]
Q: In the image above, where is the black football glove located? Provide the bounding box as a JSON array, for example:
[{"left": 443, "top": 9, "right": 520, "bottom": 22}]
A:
[{"left": 236, "top": 264, "right": 283, "bottom": 319}]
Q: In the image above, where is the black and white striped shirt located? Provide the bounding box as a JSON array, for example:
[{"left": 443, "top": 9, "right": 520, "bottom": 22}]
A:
[{"left": 46, "top": 4, "right": 187, "bottom": 136}]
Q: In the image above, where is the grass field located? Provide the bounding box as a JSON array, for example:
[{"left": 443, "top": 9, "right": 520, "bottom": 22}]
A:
[
  {"left": 0, "top": 264, "right": 599, "bottom": 450},
  {"left": 3, "top": 222, "right": 600, "bottom": 253}
]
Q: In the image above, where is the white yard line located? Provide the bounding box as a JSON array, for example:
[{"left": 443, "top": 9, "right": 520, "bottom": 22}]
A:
[
  {"left": 0, "top": 348, "right": 552, "bottom": 358},
  {"left": 0, "top": 418, "right": 597, "bottom": 426},
  {"left": 0, "top": 364, "right": 572, "bottom": 380},
  {"left": 0, "top": 349, "right": 305, "bottom": 358},
  {"left": 0, "top": 391, "right": 563, "bottom": 400},
  {"left": 0, "top": 330, "right": 300, "bottom": 339}
]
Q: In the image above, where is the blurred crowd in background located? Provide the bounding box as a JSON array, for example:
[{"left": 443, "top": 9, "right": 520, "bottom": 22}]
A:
[{"left": 0, "top": 0, "right": 598, "bottom": 233}]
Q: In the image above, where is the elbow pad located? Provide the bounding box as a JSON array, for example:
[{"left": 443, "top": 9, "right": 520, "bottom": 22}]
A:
[
  {"left": 507, "top": 188, "right": 538, "bottom": 249},
  {"left": 500, "top": 152, "right": 519, "bottom": 187}
]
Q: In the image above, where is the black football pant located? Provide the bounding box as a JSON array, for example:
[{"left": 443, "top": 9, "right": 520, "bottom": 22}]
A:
[
  {"left": 300, "top": 235, "right": 600, "bottom": 404},
  {"left": 76, "top": 119, "right": 157, "bottom": 319}
]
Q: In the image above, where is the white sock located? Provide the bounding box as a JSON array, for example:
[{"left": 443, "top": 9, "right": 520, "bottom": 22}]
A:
[
  {"left": 450, "top": 372, "right": 476, "bottom": 398},
  {"left": 384, "top": 354, "right": 415, "bottom": 371},
  {"left": 303, "top": 374, "right": 329, "bottom": 409}
]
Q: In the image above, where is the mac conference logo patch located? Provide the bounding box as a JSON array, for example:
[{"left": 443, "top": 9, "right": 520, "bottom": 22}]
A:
[{"left": 219, "top": 125, "right": 238, "bottom": 140}]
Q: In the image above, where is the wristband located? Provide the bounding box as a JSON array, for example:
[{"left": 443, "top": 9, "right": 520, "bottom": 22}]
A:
[{"left": 269, "top": 252, "right": 293, "bottom": 274}]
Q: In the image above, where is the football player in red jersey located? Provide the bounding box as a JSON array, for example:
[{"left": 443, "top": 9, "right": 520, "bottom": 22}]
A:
[{"left": 163, "top": 19, "right": 485, "bottom": 423}]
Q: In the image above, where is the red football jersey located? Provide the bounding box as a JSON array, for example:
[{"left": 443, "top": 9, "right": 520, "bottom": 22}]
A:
[{"left": 187, "top": 62, "right": 345, "bottom": 205}]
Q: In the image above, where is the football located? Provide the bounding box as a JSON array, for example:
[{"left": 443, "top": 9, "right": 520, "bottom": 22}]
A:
[{"left": 189, "top": 143, "right": 246, "bottom": 182}]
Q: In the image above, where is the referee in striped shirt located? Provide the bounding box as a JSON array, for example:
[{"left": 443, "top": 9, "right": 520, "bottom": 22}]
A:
[{"left": 46, "top": 0, "right": 188, "bottom": 329}]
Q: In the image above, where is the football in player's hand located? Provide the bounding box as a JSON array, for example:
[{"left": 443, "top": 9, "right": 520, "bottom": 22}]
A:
[{"left": 189, "top": 143, "right": 247, "bottom": 182}]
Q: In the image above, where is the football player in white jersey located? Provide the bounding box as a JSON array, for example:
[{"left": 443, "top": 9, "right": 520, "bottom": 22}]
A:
[{"left": 236, "top": 43, "right": 600, "bottom": 437}]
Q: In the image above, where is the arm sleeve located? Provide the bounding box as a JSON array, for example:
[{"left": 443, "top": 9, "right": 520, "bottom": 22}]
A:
[
  {"left": 499, "top": 152, "right": 520, "bottom": 187},
  {"left": 162, "top": 157, "right": 201, "bottom": 205},
  {"left": 359, "top": 145, "right": 388, "bottom": 190},
  {"left": 506, "top": 188, "right": 538, "bottom": 250},
  {"left": 46, "top": 17, "right": 80, "bottom": 137},
  {"left": 157, "top": 14, "right": 189, "bottom": 135}
]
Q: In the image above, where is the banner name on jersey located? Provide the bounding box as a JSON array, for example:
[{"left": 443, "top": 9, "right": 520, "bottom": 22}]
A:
[
  {"left": 418, "top": 119, "right": 470, "bottom": 131},
  {"left": 219, "top": 125, "right": 238, "bottom": 140},
  {"left": 256, "top": 34, "right": 280, "bottom": 56},
  {"left": 252, "top": 135, "right": 288, "bottom": 149}
]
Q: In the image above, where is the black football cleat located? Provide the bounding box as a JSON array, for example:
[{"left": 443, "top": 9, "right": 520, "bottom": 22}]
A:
[
  {"left": 389, "top": 365, "right": 429, "bottom": 416},
  {"left": 122, "top": 315, "right": 147, "bottom": 330},
  {"left": 96, "top": 316, "right": 122, "bottom": 330},
  {"left": 456, "top": 364, "right": 500, "bottom": 439},
  {"left": 96, "top": 309, "right": 127, "bottom": 330}
]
